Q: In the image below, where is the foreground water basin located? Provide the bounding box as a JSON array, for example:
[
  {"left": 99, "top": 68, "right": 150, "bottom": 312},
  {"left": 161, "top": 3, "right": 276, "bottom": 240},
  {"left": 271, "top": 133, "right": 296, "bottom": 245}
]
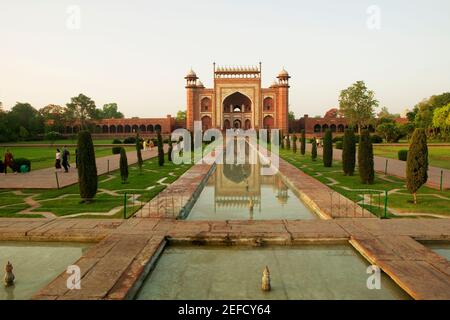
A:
[
  {"left": 423, "top": 242, "right": 450, "bottom": 261},
  {"left": 136, "top": 244, "right": 410, "bottom": 300},
  {"left": 0, "top": 241, "right": 90, "bottom": 300}
]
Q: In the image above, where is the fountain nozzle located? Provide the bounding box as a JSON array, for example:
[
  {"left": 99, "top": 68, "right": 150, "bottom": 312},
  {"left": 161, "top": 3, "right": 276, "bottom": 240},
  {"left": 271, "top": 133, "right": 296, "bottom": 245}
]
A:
[
  {"left": 4, "top": 261, "right": 15, "bottom": 287},
  {"left": 261, "top": 266, "right": 271, "bottom": 291}
]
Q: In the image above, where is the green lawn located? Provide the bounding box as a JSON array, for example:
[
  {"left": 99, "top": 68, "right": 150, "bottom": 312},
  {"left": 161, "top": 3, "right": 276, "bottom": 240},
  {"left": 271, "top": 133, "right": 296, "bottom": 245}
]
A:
[
  {"left": 1, "top": 145, "right": 135, "bottom": 170},
  {"left": 0, "top": 155, "right": 192, "bottom": 218},
  {"left": 279, "top": 149, "right": 450, "bottom": 218},
  {"left": 0, "top": 138, "right": 122, "bottom": 145},
  {"left": 373, "top": 145, "right": 450, "bottom": 170}
]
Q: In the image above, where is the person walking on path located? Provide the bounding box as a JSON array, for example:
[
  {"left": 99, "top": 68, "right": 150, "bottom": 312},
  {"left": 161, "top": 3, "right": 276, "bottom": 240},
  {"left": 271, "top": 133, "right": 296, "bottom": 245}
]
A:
[
  {"left": 55, "top": 148, "right": 62, "bottom": 171},
  {"left": 149, "top": 139, "right": 154, "bottom": 151},
  {"left": 62, "top": 146, "right": 70, "bottom": 173},
  {"left": 3, "top": 149, "right": 17, "bottom": 175},
  {"left": 143, "top": 140, "right": 147, "bottom": 151}
]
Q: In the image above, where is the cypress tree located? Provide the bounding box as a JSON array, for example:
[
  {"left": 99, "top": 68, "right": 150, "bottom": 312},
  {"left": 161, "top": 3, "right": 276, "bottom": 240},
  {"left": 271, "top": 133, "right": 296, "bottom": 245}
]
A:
[
  {"left": 168, "top": 138, "right": 173, "bottom": 162},
  {"left": 119, "top": 147, "right": 129, "bottom": 184},
  {"left": 286, "top": 135, "right": 291, "bottom": 150},
  {"left": 190, "top": 131, "right": 194, "bottom": 152},
  {"left": 136, "top": 133, "right": 143, "bottom": 173},
  {"left": 323, "top": 129, "right": 333, "bottom": 167},
  {"left": 157, "top": 130, "right": 164, "bottom": 166},
  {"left": 77, "top": 131, "right": 97, "bottom": 202},
  {"left": 406, "top": 128, "right": 428, "bottom": 204},
  {"left": 311, "top": 138, "right": 317, "bottom": 161},
  {"left": 342, "top": 129, "right": 356, "bottom": 176},
  {"left": 300, "top": 129, "right": 306, "bottom": 155},
  {"left": 292, "top": 135, "right": 297, "bottom": 153},
  {"left": 279, "top": 130, "right": 283, "bottom": 149},
  {"left": 358, "top": 129, "right": 374, "bottom": 184}
]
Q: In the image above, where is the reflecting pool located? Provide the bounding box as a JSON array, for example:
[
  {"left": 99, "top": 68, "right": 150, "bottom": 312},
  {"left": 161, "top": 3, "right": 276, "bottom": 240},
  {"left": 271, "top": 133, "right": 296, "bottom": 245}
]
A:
[{"left": 186, "top": 162, "right": 317, "bottom": 220}]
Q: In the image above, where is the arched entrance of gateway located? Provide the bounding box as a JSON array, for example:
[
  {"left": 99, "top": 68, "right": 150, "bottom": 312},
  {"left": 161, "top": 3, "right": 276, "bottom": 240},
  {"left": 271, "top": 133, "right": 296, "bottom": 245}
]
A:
[{"left": 223, "top": 92, "right": 252, "bottom": 130}]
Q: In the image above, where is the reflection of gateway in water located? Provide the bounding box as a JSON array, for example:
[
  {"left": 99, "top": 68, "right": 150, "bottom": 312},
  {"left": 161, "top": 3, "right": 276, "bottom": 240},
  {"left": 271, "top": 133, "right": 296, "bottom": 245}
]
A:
[{"left": 211, "top": 161, "right": 289, "bottom": 215}]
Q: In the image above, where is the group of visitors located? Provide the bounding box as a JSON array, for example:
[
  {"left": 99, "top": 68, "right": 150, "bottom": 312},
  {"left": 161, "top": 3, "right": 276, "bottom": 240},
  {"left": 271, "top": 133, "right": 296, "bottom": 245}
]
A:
[
  {"left": 142, "top": 139, "right": 154, "bottom": 151},
  {"left": 55, "top": 146, "right": 72, "bottom": 173},
  {"left": 1, "top": 147, "right": 77, "bottom": 175}
]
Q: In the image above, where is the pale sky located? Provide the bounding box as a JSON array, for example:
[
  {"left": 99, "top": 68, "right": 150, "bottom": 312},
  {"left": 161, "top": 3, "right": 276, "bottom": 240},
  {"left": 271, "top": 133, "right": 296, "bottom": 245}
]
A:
[{"left": 1, "top": 0, "right": 449, "bottom": 118}]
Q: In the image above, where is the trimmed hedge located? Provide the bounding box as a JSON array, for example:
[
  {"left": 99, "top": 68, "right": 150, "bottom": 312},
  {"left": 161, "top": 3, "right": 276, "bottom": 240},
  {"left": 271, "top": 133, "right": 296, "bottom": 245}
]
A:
[
  {"left": 335, "top": 141, "right": 343, "bottom": 149},
  {"left": 77, "top": 131, "right": 98, "bottom": 201},
  {"left": 358, "top": 130, "right": 374, "bottom": 184},
  {"left": 14, "top": 158, "right": 31, "bottom": 172},
  {"left": 398, "top": 150, "right": 408, "bottom": 161},
  {"left": 112, "top": 146, "right": 122, "bottom": 154},
  {"left": 112, "top": 139, "right": 122, "bottom": 144},
  {"left": 123, "top": 137, "right": 136, "bottom": 144},
  {"left": 371, "top": 134, "right": 383, "bottom": 144},
  {"left": 300, "top": 130, "right": 306, "bottom": 155},
  {"left": 406, "top": 129, "right": 428, "bottom": 204},
  {"left": 311, "top": 139, "right": 317, "bottom": 161},
  {"left": 323, "top": 129, "right": 333, "bottom": 167},
  {"left": 120, "top": 147, "right": 129, "bottom": 183},
  {"left": 342, "top": 129, "right": 356, "bottom": 176}
]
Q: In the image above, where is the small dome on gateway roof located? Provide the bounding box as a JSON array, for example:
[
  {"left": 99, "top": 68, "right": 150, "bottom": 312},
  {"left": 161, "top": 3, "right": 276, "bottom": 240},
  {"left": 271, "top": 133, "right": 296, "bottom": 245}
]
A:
[
  {"left": 186, "top": 69, "right": 197, "bottom": 77},
  {"left": 278, "top": 68, "right": 289, "bottom": 77}
]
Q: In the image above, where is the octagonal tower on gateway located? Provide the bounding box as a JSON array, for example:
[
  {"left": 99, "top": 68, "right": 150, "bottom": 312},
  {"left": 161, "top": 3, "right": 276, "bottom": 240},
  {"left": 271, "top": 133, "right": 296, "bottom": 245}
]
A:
[{"left": 185, "top": 63, "right": 290, "bottom": 133}]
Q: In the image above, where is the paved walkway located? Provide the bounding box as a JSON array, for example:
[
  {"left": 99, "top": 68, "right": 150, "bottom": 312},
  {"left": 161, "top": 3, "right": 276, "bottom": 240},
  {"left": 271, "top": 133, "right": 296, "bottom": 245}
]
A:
[
  {"left": 303, "top": 143, "right": 450, "bottom": 190},
  {"left": 0, "top": 147, "right": 164, "bottom": 189}
]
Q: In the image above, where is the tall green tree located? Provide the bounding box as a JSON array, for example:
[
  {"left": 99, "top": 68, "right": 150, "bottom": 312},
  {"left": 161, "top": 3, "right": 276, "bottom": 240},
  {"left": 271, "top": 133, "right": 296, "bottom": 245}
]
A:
[
  {"left": 157, "top": 131, "right": 164, "bottom": 166},
  {"left": 98, "top": 103, "right": 124, "bottom": 119},
  {"left": 77, "top": 131, "right": 98, "bottom": 202},
  {"left": 311, "top": 138, "right": 317, "bottom": 161},
  {"left": 300, "top": 130, "right": 306, "bottom": 155},
  {"left": 342, "top": 129, "right": 356, "bottom": 176},
  {"left": 6, "top": 102, "right": 44, "bottom": 138},
  {"left": 376, "top": 121, "right": 404, "bottom": 143},
  {"left": 168, "top": 138, "right": 173, "bottom": 162},
  {"left": 406, "top": 129, "right": 428, "bottom": 204},
  {"left": 176, "top": 110, "right": 186, "bottom": 120},
  {"left": 136, "top": 133, "right": 143, "bottom": 173},
  {"left": 358, "top": 129, "right": 374, "bottom": 184},
  {"left": 119, "top": 147, "right": 129, "bottom": 184},
  {"left": 66, "top": 94, "right": 97, "bottom": 130},
  {"left": 292, "top": 135, "right": 297, "bottom": 153},
  {"left": 288, "top": 111, "right": 295, "bottom": 121},
  {"left": 39, "top": 104, "right": 67, "bottom": 133},
  {"left": 339, "top": 81, "right": 378, "bottom": 134},
  {"left": 432, "top": 103, "right": 450, "bottom": 139},
  {"left": 413, "top": 92, "right": 450, "bottom": 132},
  {"left": 322, "top": 129, "right": 333, "bottom": 167}
]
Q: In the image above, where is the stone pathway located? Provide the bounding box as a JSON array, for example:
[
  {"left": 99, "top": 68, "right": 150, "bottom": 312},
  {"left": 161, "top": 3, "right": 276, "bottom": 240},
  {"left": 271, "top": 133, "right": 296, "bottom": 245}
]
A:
[{"left": 0, "top": 147, "right": 166, "bottom": 189}]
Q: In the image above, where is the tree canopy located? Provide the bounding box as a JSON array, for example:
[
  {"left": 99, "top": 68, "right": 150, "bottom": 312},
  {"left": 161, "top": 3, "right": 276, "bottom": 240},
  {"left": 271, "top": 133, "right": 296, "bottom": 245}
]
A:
[
  {"left": 176, "top": 110, "right": 186, "bottom": 121},
  {"left": 339, "top": 81, "right": 378, "bottom": 133},
  {"left": 66, "top": 94, "right": 97, "bottom": 129},
  {"left": 97, "top": 103, "right": 124, "bottom": 119}
]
